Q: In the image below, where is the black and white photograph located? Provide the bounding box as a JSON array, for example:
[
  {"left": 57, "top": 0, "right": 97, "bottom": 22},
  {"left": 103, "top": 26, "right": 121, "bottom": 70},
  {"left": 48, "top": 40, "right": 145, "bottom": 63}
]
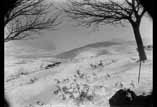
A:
[{"left": 4, "top": 0, "right": 153, "bottom": 107}]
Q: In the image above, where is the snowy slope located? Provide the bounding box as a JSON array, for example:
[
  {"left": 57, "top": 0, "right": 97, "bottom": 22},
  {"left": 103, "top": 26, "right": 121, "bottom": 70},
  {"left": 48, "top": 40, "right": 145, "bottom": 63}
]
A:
[
  {"left": 55, "top": 41, "right": 121, "bottom": 59},
  {"left": 5, "top": 41, "right": 152, "bottom": 107}
]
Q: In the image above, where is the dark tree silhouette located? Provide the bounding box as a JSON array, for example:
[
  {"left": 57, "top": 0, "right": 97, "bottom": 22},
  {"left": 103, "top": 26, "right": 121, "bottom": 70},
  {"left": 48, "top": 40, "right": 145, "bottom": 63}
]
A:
[
  {"left": 4, "top": 0, "right": 61, "bottom": 42},
  {"left": 139, "top": 0, "right": 153, "bottom": 18},
  {"left": 63, "top": 0, "right": 148, "bottom": 61}
]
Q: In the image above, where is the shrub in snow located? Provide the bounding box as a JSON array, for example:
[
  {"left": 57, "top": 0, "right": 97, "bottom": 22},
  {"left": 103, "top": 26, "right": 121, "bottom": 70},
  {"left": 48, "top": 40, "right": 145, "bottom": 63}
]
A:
[
  {"left": 114, "top": 82, "right": 124, "bottom": 88},
  {"left": 19, "top": 72, "right": 29, "bottom": 75},
  {"left": 36, "top": 100, "right": 45, "bottom": 106},
  {"left": 53, "top": 69, "right": 110, "bottom": 106},
  {"left": 54, "top": 80, "right": 94, "bottom": 105},
  {"left": 90, "top": 64, "right": 97, "bottom": 69},
  {"left": 45, "top": 62, "right": 61, "bottom": 69},
  {"left": 98, "top": 60, "right": 104, "bottom": 67},
  {"left": 89, "top": 60, "right": 104, "bottom": 70},
  {"left": 53, "top": 70, "right": 95, "bottom": 106},
  {"left": 27, "top": 77, "right": 38, "bottom": 84}
]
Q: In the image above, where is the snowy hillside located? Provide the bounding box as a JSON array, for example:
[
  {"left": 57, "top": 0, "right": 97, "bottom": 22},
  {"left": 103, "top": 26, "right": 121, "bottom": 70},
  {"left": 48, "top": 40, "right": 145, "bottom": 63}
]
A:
[
  {"left": 5, "top": 41, "right": 152, "bottom": 107},
  {"left": 55, "top": 41, "right": 121, "bottom": 59}
]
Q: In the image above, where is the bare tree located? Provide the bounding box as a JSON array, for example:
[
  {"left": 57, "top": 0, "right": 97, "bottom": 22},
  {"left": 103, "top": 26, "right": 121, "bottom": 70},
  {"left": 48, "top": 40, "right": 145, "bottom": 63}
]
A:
[
  {"left": 4, "top": 0, "right": 61, "bottom": 42},
  {"left": 63, "top": 0, "right": 148, "bottom": 62}
]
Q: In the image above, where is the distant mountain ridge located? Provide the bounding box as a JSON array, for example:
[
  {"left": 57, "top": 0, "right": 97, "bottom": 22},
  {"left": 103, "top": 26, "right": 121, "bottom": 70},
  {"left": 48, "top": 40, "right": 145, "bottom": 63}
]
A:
[{"left": 54, "top": 41, "right": 121, "bottom": 59}]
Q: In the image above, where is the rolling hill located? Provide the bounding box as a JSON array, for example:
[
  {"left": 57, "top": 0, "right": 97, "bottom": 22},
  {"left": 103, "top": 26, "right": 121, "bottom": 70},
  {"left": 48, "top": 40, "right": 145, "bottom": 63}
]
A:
[{"left": 54, "top": 41, "right": 122, "bottom": 59}]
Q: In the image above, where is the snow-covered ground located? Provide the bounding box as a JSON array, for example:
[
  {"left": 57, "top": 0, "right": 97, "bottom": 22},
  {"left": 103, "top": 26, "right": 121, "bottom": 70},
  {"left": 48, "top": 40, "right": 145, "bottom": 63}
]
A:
[{"left": 5, "top": 42, "right": 152, "bottom": 107}]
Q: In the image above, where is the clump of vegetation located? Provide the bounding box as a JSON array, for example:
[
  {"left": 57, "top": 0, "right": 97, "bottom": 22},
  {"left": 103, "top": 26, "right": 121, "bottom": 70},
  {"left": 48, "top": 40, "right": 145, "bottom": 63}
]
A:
[
  {"left": 45, "top": 62, "right": 61, "bottom": 69},
  {"left": 53, "top": 70, "right": 95, "bottom": 106},
  {"left": 36, "top": 100, "right": 45, "bottom": 106},
  {"left": 27, "top": 77, "right": 38, "bottom": 84},
  {"left": 90, "top": 60, "right": 104, "bottom": 69}
]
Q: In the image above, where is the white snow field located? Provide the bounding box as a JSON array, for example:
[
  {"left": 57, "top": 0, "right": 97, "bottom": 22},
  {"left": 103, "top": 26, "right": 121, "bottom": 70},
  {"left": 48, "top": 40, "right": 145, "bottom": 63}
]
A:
[{"left": 5, "top": 41, "right": 152, "bottom": 107}]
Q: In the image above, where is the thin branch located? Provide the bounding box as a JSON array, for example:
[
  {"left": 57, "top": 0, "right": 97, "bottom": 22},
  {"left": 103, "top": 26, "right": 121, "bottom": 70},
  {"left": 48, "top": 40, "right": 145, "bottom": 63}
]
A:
[
  {"left": 63, "top": 0, "right": 133, "bottom": 27},
  {"left": 4, "top": 0, "right": 61, "bottom": 42}
]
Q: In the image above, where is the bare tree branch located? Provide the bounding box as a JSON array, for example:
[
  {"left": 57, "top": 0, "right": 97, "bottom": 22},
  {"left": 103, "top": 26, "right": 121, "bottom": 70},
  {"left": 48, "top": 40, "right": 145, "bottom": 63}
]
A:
[
  {"left": 63, "top": 0, "right": 146, "bottom": 27},
  {"left": 63, "top": 0, "right": 147, "bottom": 62},
  {"left": 4, "top": 0, "right": 61, "bottom": 42}
]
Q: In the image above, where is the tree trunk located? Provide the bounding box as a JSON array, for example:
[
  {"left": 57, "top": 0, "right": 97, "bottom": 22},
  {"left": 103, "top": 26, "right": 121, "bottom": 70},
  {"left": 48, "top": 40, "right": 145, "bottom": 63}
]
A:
[{"left": 131, "top": 22, "right": 147, "bottom": 61}]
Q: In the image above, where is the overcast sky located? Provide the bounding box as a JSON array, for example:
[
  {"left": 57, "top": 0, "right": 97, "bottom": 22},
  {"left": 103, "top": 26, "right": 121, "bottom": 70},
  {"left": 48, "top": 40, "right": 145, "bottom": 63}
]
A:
[{"left": 5, "top": 0, "right": 153, "bottom": 56}]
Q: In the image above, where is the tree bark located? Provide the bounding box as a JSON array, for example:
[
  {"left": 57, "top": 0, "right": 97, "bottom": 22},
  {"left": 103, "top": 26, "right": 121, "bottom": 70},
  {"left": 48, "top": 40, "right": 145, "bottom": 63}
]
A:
[{"left": 131, "top": 22, "right": 147, "bottom": 61}]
